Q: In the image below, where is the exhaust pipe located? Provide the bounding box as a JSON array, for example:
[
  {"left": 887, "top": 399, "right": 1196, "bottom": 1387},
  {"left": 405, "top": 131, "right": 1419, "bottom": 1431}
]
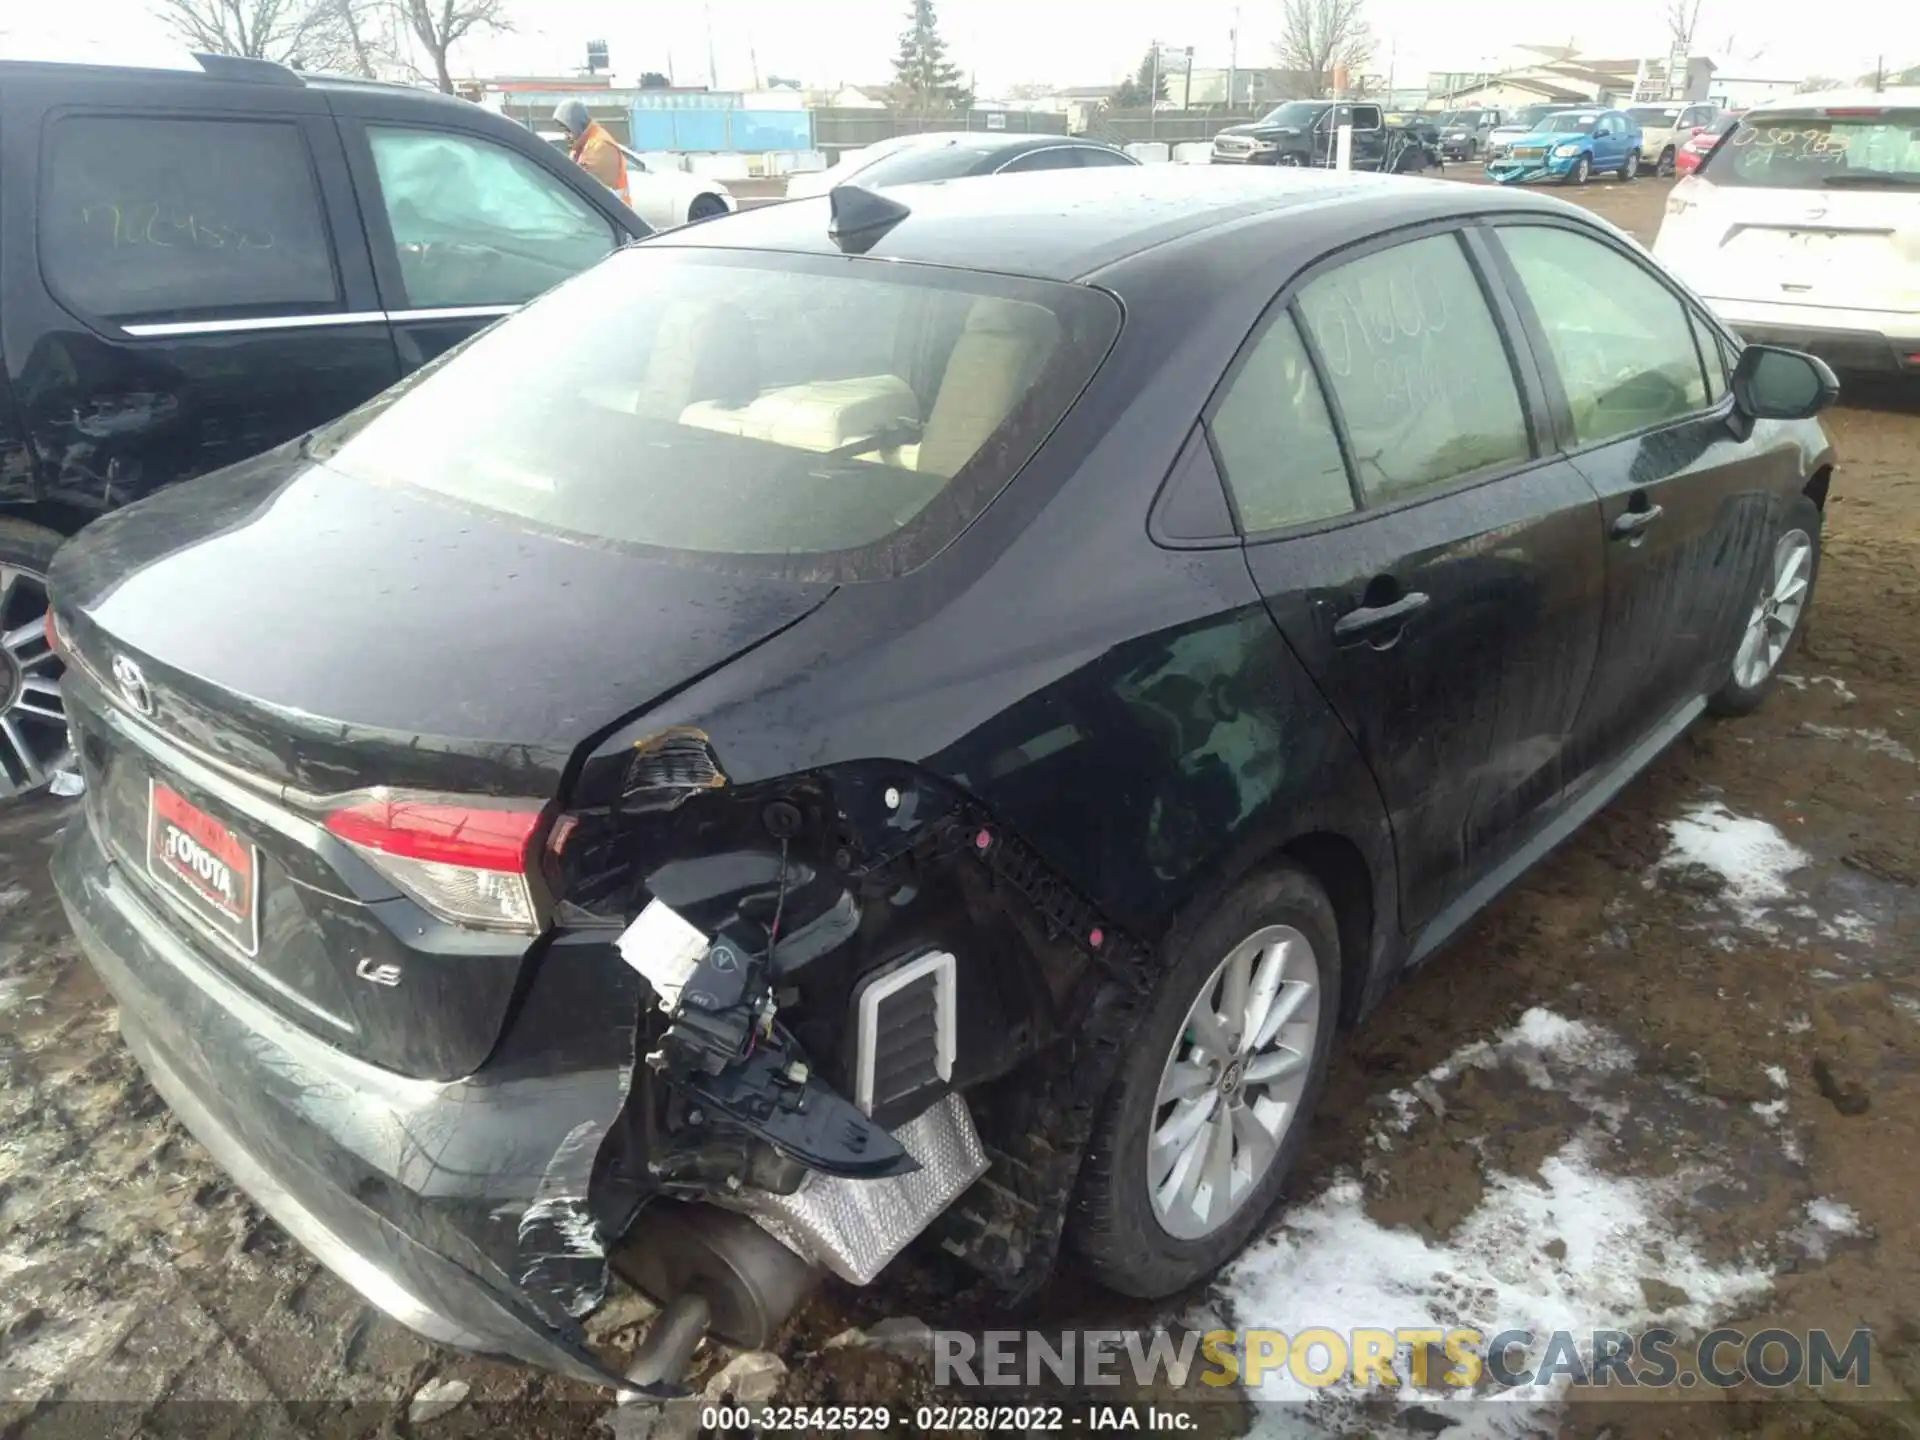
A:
[{"left": 612, "top": 1200, "right": 822, "bottom": 1390}]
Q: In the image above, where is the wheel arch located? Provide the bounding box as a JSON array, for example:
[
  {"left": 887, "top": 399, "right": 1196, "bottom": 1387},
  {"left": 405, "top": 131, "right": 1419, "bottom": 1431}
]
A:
[
  {"left": 1804, "top": 464, "right": 1833, "bottom": 512},
  {"left": 1279, "top": 830, "right": 1378, "bottom": 1027}
]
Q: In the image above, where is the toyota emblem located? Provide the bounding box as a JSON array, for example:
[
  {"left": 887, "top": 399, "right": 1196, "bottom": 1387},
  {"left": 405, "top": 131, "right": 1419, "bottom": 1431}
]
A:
[{"left": 111, "top": 654, "right": 154, "bottom": 716}]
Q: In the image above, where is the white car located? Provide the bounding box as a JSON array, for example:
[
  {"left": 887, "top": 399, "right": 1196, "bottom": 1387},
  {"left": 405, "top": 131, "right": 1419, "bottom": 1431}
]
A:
[
  {"left": 1624, "top": 100, "right": 1721, "bottom": 175},
  {"left": 784, "top": 132, "right": 972, "bottom": 199},
  {"left": 536, "top": 132, "right": 736, "bottom": 230},
  {"left": 1652, "top": 90, "right": 1920, "bottom": 377}
]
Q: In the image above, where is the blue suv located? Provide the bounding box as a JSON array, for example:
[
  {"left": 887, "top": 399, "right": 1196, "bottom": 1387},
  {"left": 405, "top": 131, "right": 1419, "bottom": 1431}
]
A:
[{"left": 1486, "top": 108, "right": 1643, "bottom": 185}]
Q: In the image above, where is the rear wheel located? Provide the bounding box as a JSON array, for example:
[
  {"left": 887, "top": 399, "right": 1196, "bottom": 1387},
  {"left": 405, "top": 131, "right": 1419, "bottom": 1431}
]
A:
[
  {"left": 1710, "top": 497, "right": 1822, "bottom": 716},
  {"left": 1562, "top": 154, "right": 1591, "bottom": 186},
  {"left": 688, "top": 194, "right": 729, "bottom": 223},
  {"left": 0, "top": 519, "right": 70, "bottom": 801},
  {"left": 1069, "top": 862, "right": 1340, "bottom": 1298}
]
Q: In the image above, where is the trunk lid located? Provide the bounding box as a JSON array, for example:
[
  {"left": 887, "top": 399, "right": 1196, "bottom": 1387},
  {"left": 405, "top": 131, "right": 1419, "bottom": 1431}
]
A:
[
  {"left": 52, "top": 443, "right": 834, "bottom": 1077},
  {"left": 1702, "top": 187, "right": 1920, "bottom": 313}
]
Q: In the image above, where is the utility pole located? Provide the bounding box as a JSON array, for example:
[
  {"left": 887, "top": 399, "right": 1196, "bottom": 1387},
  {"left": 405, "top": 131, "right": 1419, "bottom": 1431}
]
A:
[
  {"left": 1228, "top": 5, "right": 1239, "bottom": 112},
  {"left": 704, "top": 1, "right": 719, "bottom": 91},
  {"left": 1150, "top": 41, "right": 1160, "bottom": 139},
  {"left": 1874, "top": 55, "right": 1885, "bottom": 91}
]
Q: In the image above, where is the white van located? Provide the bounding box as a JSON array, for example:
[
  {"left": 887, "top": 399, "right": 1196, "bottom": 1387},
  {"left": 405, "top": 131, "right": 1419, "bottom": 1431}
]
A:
[{"left": 1652, "top": 89, "right": 1920, "bottom": 376}]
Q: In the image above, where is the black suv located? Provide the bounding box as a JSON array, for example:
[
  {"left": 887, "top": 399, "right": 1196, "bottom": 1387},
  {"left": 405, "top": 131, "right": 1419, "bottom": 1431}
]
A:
[
  {"left": 0, "top": 53, "right": 648, "bottom": 799},
  {"left": 1210, "top": 101, "right": 1433, "bottom": 173}
]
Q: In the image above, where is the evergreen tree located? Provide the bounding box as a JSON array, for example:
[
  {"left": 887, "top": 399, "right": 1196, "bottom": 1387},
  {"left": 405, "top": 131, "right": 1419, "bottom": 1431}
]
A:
[
  {"left": 892, "top": 0, "right": 969, "bottom": 111},
  {"left": 1134, "top": 48, "right": 1169, "bottom": 102}
]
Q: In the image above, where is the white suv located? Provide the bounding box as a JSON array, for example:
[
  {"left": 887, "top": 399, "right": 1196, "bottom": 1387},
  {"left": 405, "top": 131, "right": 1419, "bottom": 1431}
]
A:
[
  {"left": 1625, "top": 100, "right": 1721, "bottom": 175},
  {"left": 1652, "top": 90, "right": 1920, "bottom": 376}
]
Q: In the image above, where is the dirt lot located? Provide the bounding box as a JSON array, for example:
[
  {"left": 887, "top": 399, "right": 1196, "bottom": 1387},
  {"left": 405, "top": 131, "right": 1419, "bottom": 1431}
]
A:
[{"left": 3, "top": 174, "right": 1918, "bottom": 1439}]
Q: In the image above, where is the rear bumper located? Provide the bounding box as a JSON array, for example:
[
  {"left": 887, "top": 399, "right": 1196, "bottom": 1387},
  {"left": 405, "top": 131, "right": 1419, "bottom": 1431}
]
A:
[
  {"left": 1705, "top": 297, "right": 1920, "bottom": 374},
  {"left": 52, "top": 817, "right": 638, "bottom": 1390}
]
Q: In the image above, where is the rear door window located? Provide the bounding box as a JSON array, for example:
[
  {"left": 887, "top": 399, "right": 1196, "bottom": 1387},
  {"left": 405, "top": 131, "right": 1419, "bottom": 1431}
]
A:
[
  {"left": 1209, "top": 312, "right": 1354, "bottom": 532},
  {"left": 41, "top": 115, "right": 340, "bottom": 323},
  {"left": 1295, "top": 233, "right": 1532, "bottom": 505},
  {"left": 1702, "top": 110, "right": 1920, "bottom": 188},
  {"left": 366, "top": 126, "right": 618, "bottom": 308}
]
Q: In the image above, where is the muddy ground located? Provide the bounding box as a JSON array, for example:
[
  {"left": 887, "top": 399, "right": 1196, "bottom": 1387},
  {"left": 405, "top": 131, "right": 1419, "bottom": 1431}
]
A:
[{"left": 3, "top": 174, "right": 1918, "bottom": 1439}]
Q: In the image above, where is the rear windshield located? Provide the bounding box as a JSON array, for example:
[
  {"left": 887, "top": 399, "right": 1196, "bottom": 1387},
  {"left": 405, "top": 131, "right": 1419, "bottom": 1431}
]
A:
[
  {"left": 1701, "top": 111, "right": 1920, "bottom": 188},
  {"left": 310, "top": 248, "right": 1120, "bottom": 580},
  {"left": 1628, "top": 106, "right": 1684, "bottom": 127}
]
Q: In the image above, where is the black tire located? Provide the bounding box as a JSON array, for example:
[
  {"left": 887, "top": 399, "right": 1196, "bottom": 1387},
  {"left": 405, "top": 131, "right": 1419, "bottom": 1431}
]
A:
[
  {"left": 1068, "top": 861, "right": 1342, "bottom": 1299},
  {"left": 1708, "top": 495, "right": 1823, "bottom": 718},
  {"left": 1562, "top": 154, "right": 1591, "bottom": 186},
  {"left": 1657, "top": 145, "right": 1677, "bottom": 177},
  {"left": 688, "top": 194, "right": 729, "bottom": 223},
  {"left": 0, "top": 516, "right": 71, "bottom": 801}
]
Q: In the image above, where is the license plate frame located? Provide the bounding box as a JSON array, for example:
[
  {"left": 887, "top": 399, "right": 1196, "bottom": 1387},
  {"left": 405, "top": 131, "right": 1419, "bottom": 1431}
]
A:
[{"left": 146, "top": 778, "right": 261, "bottom": 956}]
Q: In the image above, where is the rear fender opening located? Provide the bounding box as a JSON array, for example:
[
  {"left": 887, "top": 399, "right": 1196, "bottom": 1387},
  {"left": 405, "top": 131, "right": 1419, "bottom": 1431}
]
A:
[{"left": 550, "top": 755, "right": 1158, "bottom": 1302}]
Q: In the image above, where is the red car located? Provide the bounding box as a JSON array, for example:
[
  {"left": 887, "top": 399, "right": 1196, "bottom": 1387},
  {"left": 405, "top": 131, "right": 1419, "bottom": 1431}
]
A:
[{"left": 1675, "top": 110, "right": 1744, "bottom": 176}]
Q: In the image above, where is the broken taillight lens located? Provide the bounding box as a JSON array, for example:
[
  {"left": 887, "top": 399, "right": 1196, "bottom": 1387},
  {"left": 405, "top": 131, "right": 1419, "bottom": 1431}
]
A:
[{"left": 325, "top": 796, "right": 543, "bottom": 933}]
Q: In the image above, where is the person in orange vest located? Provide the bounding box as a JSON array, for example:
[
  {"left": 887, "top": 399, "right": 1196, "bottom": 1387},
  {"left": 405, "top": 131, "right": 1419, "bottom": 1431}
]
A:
[{"left": 553, "top": 99, "right": 630, "bottom": 206}]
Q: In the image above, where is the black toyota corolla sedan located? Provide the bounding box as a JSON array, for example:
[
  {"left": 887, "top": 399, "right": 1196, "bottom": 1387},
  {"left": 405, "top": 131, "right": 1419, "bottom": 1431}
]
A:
[{"left": 48, "top": 166, "right": 1837, "bottom": 1390}]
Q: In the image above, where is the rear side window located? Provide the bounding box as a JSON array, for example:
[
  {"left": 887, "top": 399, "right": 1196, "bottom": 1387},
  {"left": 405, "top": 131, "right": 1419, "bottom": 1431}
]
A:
[
  {"left": 367, "top": 126, "right": 618, "bottom": 308},
  {"left": 998, "top": 147, "right": 1085, "bottom": 174},
  {"left": 42, "top": 116, "right": 339, "bottom": 322},
  {"left": 1702, "top": 111, "right": 1920, "bottom": 188},
  {"left": 1210, "top": 312, "right": 1354, "bottom": 532},
  {"left": 310, "top": 248, "right": 1120, "bottom": 579},
  {"left": 1296, "top": 234, "right": 1531, "bottom": 505},
  {"left": 1497, "top": 225, "right": 1708, "bottom": 443}
]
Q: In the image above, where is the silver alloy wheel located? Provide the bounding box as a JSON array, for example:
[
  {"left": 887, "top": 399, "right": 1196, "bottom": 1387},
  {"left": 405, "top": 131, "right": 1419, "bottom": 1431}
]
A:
[
  {"left": 0, "top": 563, "right": 69, "bottom": 798},
  {"left": 1623, "top": 150, "right": 1639, "bottom": 179},
  {"left": 1148, "top": 924, "right": 1321, "bottom": 1241},
  {"left": 1733, "top": 529, "right": 1814, "bottom": 691}
]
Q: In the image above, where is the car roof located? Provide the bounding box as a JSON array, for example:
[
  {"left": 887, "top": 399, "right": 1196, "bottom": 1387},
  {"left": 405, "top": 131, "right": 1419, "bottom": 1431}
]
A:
[
  {"left": 0, "top": 48, "right": 472, "bottom": 113},
  {"left": 645, "top": 163, "right": 1588, "bottom": 284},
  {"left": 1748, "top": 87, "right": 1920, "bottom": 113}
]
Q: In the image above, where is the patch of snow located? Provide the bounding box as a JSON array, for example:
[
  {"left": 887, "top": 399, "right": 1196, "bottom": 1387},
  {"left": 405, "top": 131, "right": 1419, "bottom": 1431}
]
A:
[
  {"left": 0, "top": 976, "right": 26, "bottom": 1013},
  {"left": 1374, "top": 1009, "right": 1631, "bottom": 1140},
  {"left": 1659, "top": 803, "right": 1809, "bottom": 931},
  {"left": 1215, "top": 1012, "right": 1771, "bottom": 1436},
  {"left": 1765, "top": 1065, "right": 1789, "bottom": 1089},
  {"left": 1807, "top": 1198, "right": 1860, "bottom": 1235},
  {"left": 1751, "top": 1099, "right": 1788, "bottom": 1124},
  {"left": 1783, "top": 1013, "right": 1813, "bottom": 1034},
  {"left": 408, "top": 1377, "right": 470, "bottom": 1425},
  {"left": 1217, "top": 1141, "right": 1770, "bottom": 1429},
  {"left": 1789, "top": 1198, "right": 1864, "bottom": 1263},
  {"left": 0, "top": 884, "right": 29, "bottom": 913},
  {"left": 1818, "top": 912, "right": 1876, "bottom": 946},
  {"left": 1780, "top": 673, "right": 1856, "bottom": 703},
  {"left": 1798, "top": 724, "right": 1917, "bottom": 766}
]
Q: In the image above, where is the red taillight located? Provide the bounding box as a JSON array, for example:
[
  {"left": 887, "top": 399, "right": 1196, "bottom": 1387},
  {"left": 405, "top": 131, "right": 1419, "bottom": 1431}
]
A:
[
  {"left": 325, "top": 797, "right": 545, "bottom": 932},
  {"left": 1823, "top": 107, "right": 1886, "bottom": 117},
  {"left": 325, "top": 797, "right": 539, "bottom": 871}
]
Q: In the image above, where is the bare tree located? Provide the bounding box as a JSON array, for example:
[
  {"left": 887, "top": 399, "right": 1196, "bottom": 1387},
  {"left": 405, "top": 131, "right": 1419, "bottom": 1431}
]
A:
[
  {"left": 150, "top": 0, "right": 391, "bottom": 73},
  {"left": 1665, "top": 0, "right": 1706, "bottom": 50},
  {"left": 399, "top": 0, "right": 508, "bottom": 94},
  {"left": 1274, "top": 0, "right": 1375, "bottom": 99}
]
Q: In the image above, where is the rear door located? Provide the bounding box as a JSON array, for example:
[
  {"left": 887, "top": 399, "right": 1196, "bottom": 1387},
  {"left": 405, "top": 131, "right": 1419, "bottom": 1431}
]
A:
[
  {"left": 1485, "top": 217, "right": 1789, "bottom": 769},
  {"left": 1217, "top": 225, "right": 1605, "bottom": 931},
  {"left": 1689, "top": 105, "right": 1920, "bottom": 319},
  {"left": 0, "top": 66, "right": 396, "bottom": 511},
  {"left": 332, "top": 96, "right": 638, "bottom": 372}
]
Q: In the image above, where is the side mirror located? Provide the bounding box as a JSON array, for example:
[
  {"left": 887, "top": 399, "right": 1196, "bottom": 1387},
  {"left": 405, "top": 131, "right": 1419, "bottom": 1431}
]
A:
[{"left": 1731, "top": 345, "right": 1840, "bottom": 420}]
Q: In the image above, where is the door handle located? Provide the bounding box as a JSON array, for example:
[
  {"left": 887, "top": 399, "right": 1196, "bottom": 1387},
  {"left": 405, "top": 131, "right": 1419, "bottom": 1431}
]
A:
[
  {"left": 1333, "top": 590, "right": 1431, "bottom": 645},
  {"left": 1611, "top": 504, "right": 1665, "bottom": 539}
]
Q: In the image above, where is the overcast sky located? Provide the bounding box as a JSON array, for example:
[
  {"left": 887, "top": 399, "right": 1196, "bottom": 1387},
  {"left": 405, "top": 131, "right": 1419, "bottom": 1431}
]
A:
[{"left": 7, "top": 0, "right": 1917, "bottom": 94}]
